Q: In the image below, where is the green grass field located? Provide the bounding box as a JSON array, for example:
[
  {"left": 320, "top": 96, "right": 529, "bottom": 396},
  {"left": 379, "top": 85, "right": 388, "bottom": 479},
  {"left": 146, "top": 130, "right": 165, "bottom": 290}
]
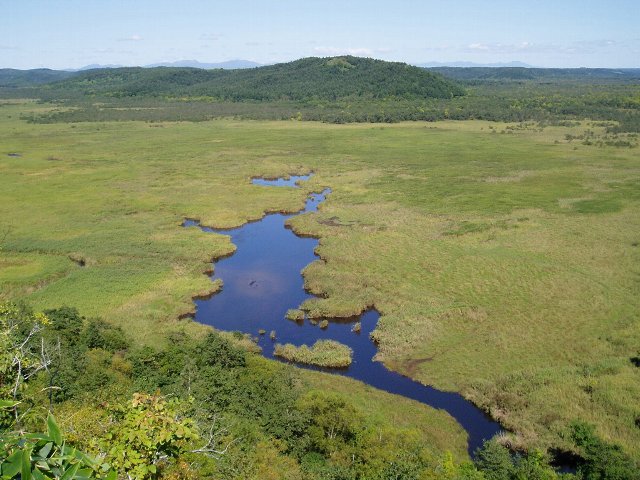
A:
[{"left": 1, "top": 100, "right": 638, "bottom": 457}]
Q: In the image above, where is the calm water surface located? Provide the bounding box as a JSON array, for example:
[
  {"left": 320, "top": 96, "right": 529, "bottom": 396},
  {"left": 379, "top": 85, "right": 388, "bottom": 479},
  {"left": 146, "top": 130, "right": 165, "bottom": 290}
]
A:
[{"left": 184, "top": 174, "right": 501, "bottom": 455}]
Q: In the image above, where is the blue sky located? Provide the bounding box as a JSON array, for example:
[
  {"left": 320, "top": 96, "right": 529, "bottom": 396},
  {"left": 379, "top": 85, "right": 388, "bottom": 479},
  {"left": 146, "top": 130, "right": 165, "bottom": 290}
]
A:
[{"left": 2, "top": 0, "right": 639, "bottom": 69}]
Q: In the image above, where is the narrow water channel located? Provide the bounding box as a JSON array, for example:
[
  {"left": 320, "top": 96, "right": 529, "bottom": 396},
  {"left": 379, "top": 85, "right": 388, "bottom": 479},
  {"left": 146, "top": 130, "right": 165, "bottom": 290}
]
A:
[{"left": 184, "top": 175, "right": 502, "bottom": 455}]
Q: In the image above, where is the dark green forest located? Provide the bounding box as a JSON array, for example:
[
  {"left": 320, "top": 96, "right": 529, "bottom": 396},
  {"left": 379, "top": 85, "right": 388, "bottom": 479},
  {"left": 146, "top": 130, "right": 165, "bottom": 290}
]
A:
[
  {"left": 0, "top": 68, "right": 75, "bottom": 87},
  {"left": 0, "top": 57, "right": 464, "bottom": 101}
]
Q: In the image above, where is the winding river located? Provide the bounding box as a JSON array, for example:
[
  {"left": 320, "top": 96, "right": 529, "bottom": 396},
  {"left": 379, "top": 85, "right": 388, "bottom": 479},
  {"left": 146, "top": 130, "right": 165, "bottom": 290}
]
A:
[{"left": 183, "top": 175, "right": 502, "bottom": 455}]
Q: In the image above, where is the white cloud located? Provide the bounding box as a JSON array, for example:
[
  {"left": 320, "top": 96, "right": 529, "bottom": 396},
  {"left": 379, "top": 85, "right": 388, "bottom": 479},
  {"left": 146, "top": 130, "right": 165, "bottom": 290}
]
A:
[
  {"left": 94, "top": 48, "right": 134, "bottom": 55},
  {"left": 468, "top": 43, "right": 490, "bottom": 51},
  {"left": 199, "top": 33, "right": 222, "bottom": 41},
  {"left": 313, "top": 46, "right": 391, "bottom": 57},
  {"left": 466, "top": 42, "right": 540, "bottom": 53},
  {"left": 117, "top": 35, "right": 143, "bottom": 42},
  {"left": 464, "top": 39, "right": 628, "bottom": 56}
]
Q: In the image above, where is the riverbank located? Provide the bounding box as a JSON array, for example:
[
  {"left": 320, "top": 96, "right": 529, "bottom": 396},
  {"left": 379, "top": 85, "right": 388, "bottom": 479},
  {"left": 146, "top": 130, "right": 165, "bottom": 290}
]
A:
[{"left": 185, "top": 176, "right": 501, "bottom": 453}]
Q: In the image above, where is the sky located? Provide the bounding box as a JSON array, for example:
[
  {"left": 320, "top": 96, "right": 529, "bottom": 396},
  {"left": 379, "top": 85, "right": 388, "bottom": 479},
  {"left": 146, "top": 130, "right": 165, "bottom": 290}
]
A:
[{"left": 2, "top": 0, "right": 639, "bottom": 69}]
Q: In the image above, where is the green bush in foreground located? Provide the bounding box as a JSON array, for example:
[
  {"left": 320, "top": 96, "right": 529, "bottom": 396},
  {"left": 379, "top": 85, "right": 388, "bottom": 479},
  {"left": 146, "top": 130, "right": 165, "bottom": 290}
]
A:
[
  {"left": 274, "top": 340, "right": 353, "bottom": 367},
  {"left": 6, "top": 300, "right": 637, "bottom": 479},
  {"left": 0, "top": 412, "right": 115, "bottom": 480},
  {"left": 570, "top": 422, "right": 640, "bottom": 480},
  {"left": 0, "top": 303, "right": 51, "bottom": 430},
  {"left": 102, "top": 393, "right": 197, "bottom": 480}
]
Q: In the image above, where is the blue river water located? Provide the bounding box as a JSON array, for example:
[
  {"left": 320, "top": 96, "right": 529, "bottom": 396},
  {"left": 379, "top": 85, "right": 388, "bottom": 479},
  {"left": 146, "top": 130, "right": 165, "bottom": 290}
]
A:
[{"left": 183, "top": 174, "right": 502, "bottom": 455}]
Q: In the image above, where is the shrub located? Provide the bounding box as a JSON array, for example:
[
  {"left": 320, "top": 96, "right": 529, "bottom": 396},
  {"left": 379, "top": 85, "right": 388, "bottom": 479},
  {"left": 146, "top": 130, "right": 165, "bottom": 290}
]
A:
[
  {"left": 474, "top": 440, "right": 514, "bottom": 480},
  {"left": 103, "top": 393, "right": 197, "bottom": 480},
  {"left": 197, "top": 333, "right": 246, "bottom": 369},
  {"left": 0, "top": 412, "right": 115, "bottom": 479},
  {"left": 570, "top": 422, "right": 640, "bottom": 480},
  {"left": 296, "top": 390, "right": 362, "bottom": 456}
]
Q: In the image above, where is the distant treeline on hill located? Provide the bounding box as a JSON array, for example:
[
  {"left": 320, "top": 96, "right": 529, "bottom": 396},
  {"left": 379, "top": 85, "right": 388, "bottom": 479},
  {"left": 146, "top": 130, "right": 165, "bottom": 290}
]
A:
[
  {"left": 0, "top": 68, "right": 76, "bottom": 87},
  {"left": 0, "top": 56, "right": 465, "bottom": 101},
  {"left": 1, "top": 56, "right": 638, "bottom": 131},
  {"left": 428, "top": 66, "right": 640, "bottom": 84}
]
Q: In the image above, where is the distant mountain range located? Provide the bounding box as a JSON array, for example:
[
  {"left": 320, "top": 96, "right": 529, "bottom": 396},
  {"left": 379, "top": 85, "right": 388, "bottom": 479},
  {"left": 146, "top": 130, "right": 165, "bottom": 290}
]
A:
[
  {"left": 2, "top": 57, "right": 638, "bottom": 92},
  {"left": 8, "top": 58, "right": 638, "bottom": 73},
  {"left": 74, "top": 59, "right": 262, "bottom": 71},
  {"left": 76, "top": 63, "right": 126, "bottom": 71},
  {"left": 143, "top": 59, "right": 262, "bottom": 69},
  {"left": 416, "top": 61, "right": 535, "bottom": 68},
  {"left": 75, "top": 59, "right": 533, "bottom": 71}
]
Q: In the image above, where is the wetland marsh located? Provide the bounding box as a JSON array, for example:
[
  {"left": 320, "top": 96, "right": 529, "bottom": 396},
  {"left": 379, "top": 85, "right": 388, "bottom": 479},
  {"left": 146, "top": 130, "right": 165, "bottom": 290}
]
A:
[
  {"left": 185, "top": 174, "right": 501, "bottom": 454},
  {"left": 1, "top": 101, "right": 639, "bottom": 459}
]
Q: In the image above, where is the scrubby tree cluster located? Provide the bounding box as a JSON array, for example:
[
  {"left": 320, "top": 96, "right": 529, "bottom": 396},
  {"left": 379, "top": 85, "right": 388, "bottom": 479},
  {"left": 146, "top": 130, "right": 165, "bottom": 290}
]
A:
[{"left": 1, "top": 302, "right": 638, "bottom": 479}]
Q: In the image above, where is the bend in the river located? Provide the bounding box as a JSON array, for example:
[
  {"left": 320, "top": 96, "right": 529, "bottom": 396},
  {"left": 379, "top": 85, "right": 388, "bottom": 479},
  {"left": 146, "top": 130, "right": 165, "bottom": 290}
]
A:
[{"left": 183, "top": 174, "right": 502, "bottom": 455}]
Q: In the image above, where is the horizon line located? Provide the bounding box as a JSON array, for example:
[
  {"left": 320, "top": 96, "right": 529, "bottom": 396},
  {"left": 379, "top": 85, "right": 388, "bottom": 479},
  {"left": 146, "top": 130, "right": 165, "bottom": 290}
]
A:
[{"left": 3, "top": 56, "right": 640, "bottom": 71}]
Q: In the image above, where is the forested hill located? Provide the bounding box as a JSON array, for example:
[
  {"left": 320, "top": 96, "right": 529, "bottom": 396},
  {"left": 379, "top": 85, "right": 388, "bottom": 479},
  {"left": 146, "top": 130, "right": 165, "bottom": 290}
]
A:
[
  {"left": 6, "top": 56, "right": 466, "bottom": 101},
  {"left": 0, "top": 68, "right": 75, "bottom": 87}
]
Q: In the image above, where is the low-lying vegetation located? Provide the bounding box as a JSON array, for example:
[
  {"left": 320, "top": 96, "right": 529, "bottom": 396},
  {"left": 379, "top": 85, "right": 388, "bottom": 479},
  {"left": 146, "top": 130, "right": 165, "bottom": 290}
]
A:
[
  {"left": 4, "top": 301, "right": 638, "bottom": 479},
  {"left": 274, "top": 339, "right": 353, "bottom": 368},
  {"left": 0, "top": 301, "right": 466, "bottom": 478},
  {"left": 285, "top": 308, "right": 305, "bottom": 321}
]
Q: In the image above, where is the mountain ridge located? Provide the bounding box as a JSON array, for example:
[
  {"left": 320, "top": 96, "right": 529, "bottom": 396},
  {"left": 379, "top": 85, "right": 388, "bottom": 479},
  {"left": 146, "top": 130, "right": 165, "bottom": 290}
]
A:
[
  {"left": 417, "top": 61, "right": 535, "bottom": 68},
  {"left": 17, "top": 56, "right": 466, "bottom": 101}
]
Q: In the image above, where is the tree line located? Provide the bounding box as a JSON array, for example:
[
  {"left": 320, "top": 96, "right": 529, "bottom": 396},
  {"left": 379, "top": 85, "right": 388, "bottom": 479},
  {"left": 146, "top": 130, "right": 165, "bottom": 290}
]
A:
[{"left": 2, "top": 57, "right": 638, "bottom": 132}]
